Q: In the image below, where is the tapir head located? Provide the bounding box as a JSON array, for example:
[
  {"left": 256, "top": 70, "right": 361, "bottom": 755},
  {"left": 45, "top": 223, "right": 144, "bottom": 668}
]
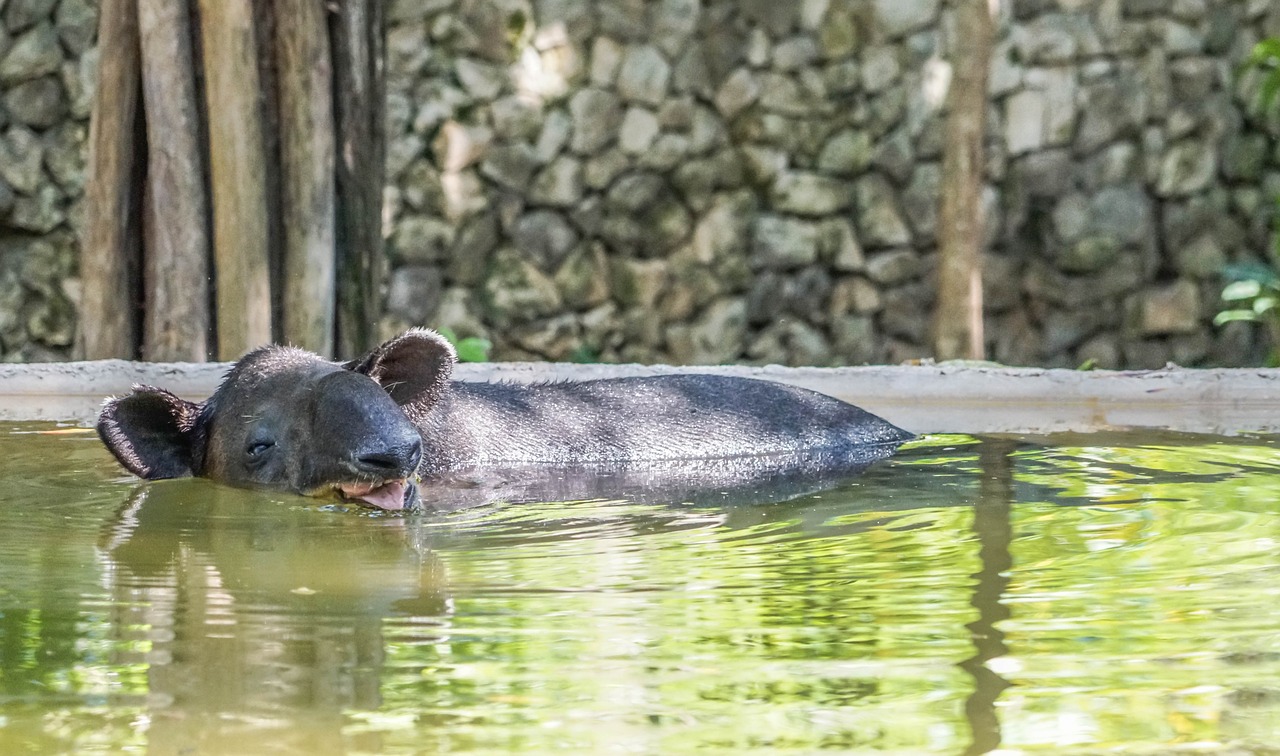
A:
[{"left": 97, "top": 329, "right": 455, "bottom": 511}]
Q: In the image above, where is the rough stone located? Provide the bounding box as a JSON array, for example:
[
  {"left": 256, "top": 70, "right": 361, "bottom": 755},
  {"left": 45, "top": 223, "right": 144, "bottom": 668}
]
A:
[
  {"left": 3, "top": 75, "right": 62, "bottom": 128},
  {"left": 5, "top": 0, "right": 57, "bottom": 34},
  {"left": 862, "top": 46, "right": 900, "bottom": 93},
  {"left": 855, "top": 175, "right": 911, "bottom": 247},
  {"left": 820, "top": 218, "right": 865, "bottom": 272},
  {"left": 0, "top": 23, "right": 60, "bottom": 85},
  {"left": 555, "top": 243, "right": 611, "bottom": 309},
  {"left": 668, "top": 297, "right": 747, "bottom": 364},
  {"left": 829, "top": 277, "right": 881, "bottom": 317},
  {"left": 0, "top": 126, "right": 43, "bottom": 194},
  {"left": 529, "top": 156, "right": 584, "bottom": 207},
  {"left": 432, "top": 121, "right": 492, "bottom": 172},
  {"left": 513, "top": 210, "right": 580, "bottom": 271},
  {"left": 752, "top": 215, "right": 820, "bottom": 269},
  {"left": 10, "top": 184, "right": 63, "bottom": 232},
  {"left": 830, "top": 314, "right": 880, "bottom": 364},
  {"left": 54, "top": 0, "right": 96, "bottom": 56},
  {"left": 1141, "top": 281, "right": 1200, "bottom": 335},
  {"left": 447, "top": 212, "right": 499, "bottom": 285},
  {"left": 872, "top": 0, "right": 940, "bottom": 39},
  {"left": 392, "top": 216, "right": 454, "bottom": 264},
  {"left": 900, "top": 163, "right": 940, "bottom": 241},
  {"left": 1156, "top": 139, "right": 1218, "bottom": 197},
  {"left": 618, "top": 107, "right": 660, "bottom": 154},
  {"left": 864, "top": 249, "right": 921, "bottom": 285},
  {"left": 590, "top": 36, "right": 625, "bottom": 86},
  {"left": 609, "top": 257, "right": 668, "bottom": 308},
  {"left": 483, "top": 247, "right": 564, "bottom": 326},
  {"left": 569, "top": 88, "right": 624, "bottom": 154},
  {"left": 817, "top": 129, "right": 873, "bottom": 176},
  {"left": 616, "top": 45, "right": 671, "bottom": 105},
  {"left": 714, "top": 68, "right": 760, "bottom": 120},
  {"left": 386, "top": 266, "right": 444, "bottom": 325},
  {"left": 769, "top": 172, "right": 852, "bottom": 216},
  {"left": 479, "top": 143, "right": 540, "bottom": 190}
]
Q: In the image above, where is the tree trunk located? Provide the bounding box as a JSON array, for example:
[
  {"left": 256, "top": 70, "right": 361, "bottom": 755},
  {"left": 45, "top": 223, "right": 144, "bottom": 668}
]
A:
[
  {"left": 275, "top": 0, "right": 336, "bottom": 355},
  {"left": 79, "top": 0, "right": 144, "bottom": 360},
  {"left": 198, "top": 0, "right": 273, "bottom": 359},
  {"left": 331, "top": 0, "right": 386, "bottom": 359},
  {"left": 933, "top": 0, "right": 995, "bottom": 361},
  {"left": 138, "top": 0, "right": 211, "bottom": 362}
]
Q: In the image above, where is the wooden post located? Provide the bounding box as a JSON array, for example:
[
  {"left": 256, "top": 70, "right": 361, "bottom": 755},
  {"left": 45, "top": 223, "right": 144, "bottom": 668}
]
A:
[
  {"left": 80, "top": 0, "right": 144, "bottom": 360},
  {"left": 276, "top": 0, "right": 336, "bottom": 355},
  {"left": 138, "top": 0, "right": 211, "bottom": 362},
  {"left": 198, "top": 0, "right": 273, "bottom": 359},
  {"left": 932, "top": 0, "right": 995, "bottom": 361},
  {"left": 331, "top": 0, "right": 386, "bottom": 359}
]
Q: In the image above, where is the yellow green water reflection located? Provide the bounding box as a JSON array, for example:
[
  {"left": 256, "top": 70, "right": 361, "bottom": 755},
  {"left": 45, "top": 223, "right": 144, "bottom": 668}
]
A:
[{"left": 0, "top": 425, "right": 1278, "bottom": 754}]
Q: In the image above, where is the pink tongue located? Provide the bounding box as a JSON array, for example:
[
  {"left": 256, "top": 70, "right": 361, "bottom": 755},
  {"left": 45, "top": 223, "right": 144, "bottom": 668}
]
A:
[{"left": 340, "top": 480, "right": 407, "bottom": 511}]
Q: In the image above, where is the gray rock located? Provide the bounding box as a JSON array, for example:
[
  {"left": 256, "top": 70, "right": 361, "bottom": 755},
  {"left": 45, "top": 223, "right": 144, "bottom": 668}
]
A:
[
  {"left": 865, "top": 248, "right": 920, "bottom": 285},
  {"left": 529, "top": 155, "right": 584, "bottom": 207},
  {"left": 830, "top": 314, "right": 880, "bottom": 364},
  {"left": 770, "top": 172, "right": 853, "bottom": 216},
  {"left": 0, "top": 23, "right": 61, "bottom": 86},
  {"left": 584, "top": 149, "right": 630, "bottom": 190},
  {"left": 61, "top": 54, "right": 94, "bottom": 120},
  {"left": 1075, "top": 77, "right": 1147, "bottom": 153},
  {"left": 54, "top": 0, "right": 96, "bottom": 56},
  {"left": 392, "top": 216, "right": 454, "bottom": 264},
  {"left": 455, "top": 58, "right": 504, "bottom": 99},
  {"left": 447, "top": 212, "right": 499, "bottom": 285},
  {"left": 829, "top": 276, "right": 881, "bottom": 317},
  {"left": 774, "top": 36, "right": 819, "bottom": 72},
  {"left": 714, "top": 67, "right": 760, "bottom": 120},
  {"left": 817, "top": 129, "right": 873, "bottom": 176},
  {"left": 606, "top": 171, "right": 664, "bottom": 212},
  {"left": 880, "top": 283, "right": 930, "bottom": 342},
  {"left": 691, "top": 192, "right": 753, "bottom": 264},
  {"left": 616, "top": 45, "right": 671, "bottom": 105},
  {"left": 609, "top": 257, "right": 668, "bottom": 308},
  {"left": 569, "top": 88, "right": 623, "bottom": 154},
  {"left": 1173, "top": 233, "right": 1226, "bottom": 280},
  {"left": 1155, "top": 139, "right": 1218, "bottom": 197},
  {"left": 1223, "top": 134, "right": 1268, "bottom": 181},
  {"left": 3, "top": 75, "right": 62, "bottom": 128},
  {"left": 820, "top": 218, "right": 865, "bottom": 272},
  {"left": 10, "top": 184, "right": 63, "bottom": 232},
  {"left": 855, "top": 175, "right": 911, "bottom": 247},
  {"left": 862, "top": 45, "right": 900, "bottom": 93},
  {"left": 432, "top": 121, "right": 492, "bottom": 172},
  {"left": 900, "top": 163, "right": 940, "bottom": 242},
  {"left": 479, "top": 143, "right": 540, "bottom": 190},
  {"left": 757, "top": 72, "right": 812, "bottom": 116},
  {"left": 386, "top": 266, "right": 444, "bottom": 325},
  {"left": 1140, "top": 281, "right": 1200, "bottom": 335},
  {"left": 638, "top": 133, "right": 692, "bottom": 171},
  {"left": 0, "top": 126, "right": 43, "bottom": 194},
  {"left": 554, "top": 243, "right": 610, "bottom": 309},
  {"left": 872, "top": 0, "right": 938, "bottom": 39},
  {"left": 741, "top": 0, "right": 797, "bottom": 36},
  {"left": 1058, "top": 236, "right": 1121, "bottom": 274},
  {"left": 5, "top": 0, "right": 57, "bottom": 34},
  {"left": 654, "top": 0, "right": 701, "bottom": 51},
  {"left": 752, "top": 214, "right": 820, "bottom": 269},
  {"left": 483, "top": 247, "right": 563, "bottom": 326},
  {"left": 590, "top": 36, "right": 625, "bottom": 86},
  {"left": 818, "top": 7, "right": 860, "bottom": 57},
  {"left": 513, "top": 210, "right": 580, "bottom": 271},
  {"left": 618, "top": 106, "right": 660, "bottom": 154},
  {"left": 490, "top": 96, "right": 543, "bottom": 141},
  {"left": 871, "top": 128, "right": 915, "bottom": 185},
  {"left": 386, "top": 132, "right": 424, "bottom": 179},
  {"left": 668, "top": 297, "right": 747, "bottom": 364},
  {"left": 42, "top": 121, "right": 84, "bottom": 194}
]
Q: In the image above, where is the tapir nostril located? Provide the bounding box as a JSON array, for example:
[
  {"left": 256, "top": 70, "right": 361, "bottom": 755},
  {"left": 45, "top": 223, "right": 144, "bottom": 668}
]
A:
[{"left": 355, "top": 436, "right": 422, "bottom": 477}]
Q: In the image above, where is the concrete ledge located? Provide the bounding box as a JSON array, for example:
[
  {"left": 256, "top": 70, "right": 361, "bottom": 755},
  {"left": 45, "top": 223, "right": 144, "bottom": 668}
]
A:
[{"left": 2, "top": 359, "right": 1279, "bottom": 435}]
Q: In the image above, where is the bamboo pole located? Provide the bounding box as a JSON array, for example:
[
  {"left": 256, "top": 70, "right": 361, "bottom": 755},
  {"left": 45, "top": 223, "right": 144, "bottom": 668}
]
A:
[
  {"left": 138, "top": 0, "right": 211, "bottom": 361},
  {"left": 80, "top": 0, "right": 144, "bottom": 360},
  {"left": 198, "top": 0, "right": 273, "bottom": 359},
  {"left": 275, "top": 0, "right": 336, "bottom": 355},
  {"left": 331, "top": 0, "right": 386, "bottom": 359}
]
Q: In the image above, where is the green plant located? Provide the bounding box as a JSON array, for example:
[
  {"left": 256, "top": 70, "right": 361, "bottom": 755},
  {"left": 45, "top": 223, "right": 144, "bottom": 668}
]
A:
[
  {"left": 436, "top": 327, "right": 492, "bottom": 363},
  {"left": 1215, "top": 263, "right": 1280, "bottom": 365}
]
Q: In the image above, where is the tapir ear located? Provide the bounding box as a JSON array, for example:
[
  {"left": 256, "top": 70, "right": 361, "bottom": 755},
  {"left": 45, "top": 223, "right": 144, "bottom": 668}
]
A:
[
  {"left": 348, "top": 328, "right": 456, "bottom": 414},
  {"left": 97, "top": 386, "right": 201, "bottom": 479}
]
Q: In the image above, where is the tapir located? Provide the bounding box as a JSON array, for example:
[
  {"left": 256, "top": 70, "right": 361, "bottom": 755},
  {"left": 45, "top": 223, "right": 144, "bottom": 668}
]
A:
[{"left": 98, "top": 329, "right": 913, "bottom": 511}]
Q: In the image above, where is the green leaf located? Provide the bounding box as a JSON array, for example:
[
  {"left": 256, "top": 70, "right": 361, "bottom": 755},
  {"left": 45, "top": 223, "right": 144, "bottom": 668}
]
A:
[
  {"left": 455, "top": 337, "right": 492, "bottom": 363},
  {"left": 1253, "top": 296, "right": 1278, "bottom": 315},
  {"left": 1214, "top": 309, "right": 1261, "bottom": 326},
  {"left": 1223, "top": 279, "right": 1263, "bottom": 301},
  {"left": 436, "top": 326, "right": 459, "bottom": 346}
]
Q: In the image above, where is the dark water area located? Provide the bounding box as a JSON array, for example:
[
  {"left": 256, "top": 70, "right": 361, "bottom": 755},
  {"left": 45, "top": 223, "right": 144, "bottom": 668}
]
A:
[{"left": 1, "top": 423, "right": 1278, "bottom": 754}]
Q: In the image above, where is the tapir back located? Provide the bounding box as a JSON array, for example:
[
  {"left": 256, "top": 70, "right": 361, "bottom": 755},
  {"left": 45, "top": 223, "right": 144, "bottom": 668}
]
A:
[{"left": 413, "top": 374, "right": 913, "bottom": 472}]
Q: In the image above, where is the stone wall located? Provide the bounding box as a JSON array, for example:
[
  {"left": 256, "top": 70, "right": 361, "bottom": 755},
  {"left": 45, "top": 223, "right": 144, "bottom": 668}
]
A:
[
  {"left": 3, "top": 0, "right": 1279, "bottom": 367},
  {"left": 0, "top": 0, "right": 94, "bottom": 361},
  {"left": 379, "top": 0, "right": 1280, "bottom": 368}
]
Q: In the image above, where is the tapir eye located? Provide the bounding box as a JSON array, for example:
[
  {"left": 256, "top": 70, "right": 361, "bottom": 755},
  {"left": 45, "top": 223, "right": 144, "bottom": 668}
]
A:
[{"left": 245, "top": 440, "right": 275, "bottom": 459}]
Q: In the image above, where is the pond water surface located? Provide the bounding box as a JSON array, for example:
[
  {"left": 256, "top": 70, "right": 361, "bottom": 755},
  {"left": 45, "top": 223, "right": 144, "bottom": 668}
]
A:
[{"left": 1, "top": 423, "right": 1278, "bottom": 754}]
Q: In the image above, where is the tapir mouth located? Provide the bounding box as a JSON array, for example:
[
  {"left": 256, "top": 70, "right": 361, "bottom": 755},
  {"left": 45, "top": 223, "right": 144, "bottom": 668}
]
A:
[{"left": 333, "top": 478, "right": 418, "bottom": 511}]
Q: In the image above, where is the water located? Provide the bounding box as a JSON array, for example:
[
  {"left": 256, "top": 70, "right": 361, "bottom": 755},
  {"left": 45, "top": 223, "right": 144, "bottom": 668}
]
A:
[{"left": 1, "top": 423, "right": 1278, "bottom": 754}]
